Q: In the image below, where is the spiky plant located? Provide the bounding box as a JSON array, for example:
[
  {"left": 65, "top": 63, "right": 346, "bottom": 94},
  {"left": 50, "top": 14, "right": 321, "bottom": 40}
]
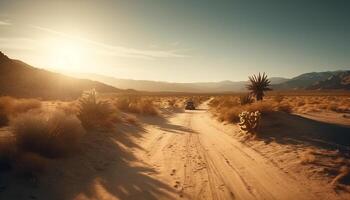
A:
[
  {"left": 247, "top": 72, "right": 272, "bottom": 101},
  {"left": 77, "top": 89, "right": 117, "bottom": 129},
  {"left": 238, "top": 111, "right": 261, "bottom": 135}
]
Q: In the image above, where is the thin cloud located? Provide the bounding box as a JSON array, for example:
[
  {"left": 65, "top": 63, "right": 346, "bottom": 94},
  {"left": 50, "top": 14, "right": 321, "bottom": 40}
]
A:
[{"left": 31, "top": 25, "right": 188, "bottom": 59}]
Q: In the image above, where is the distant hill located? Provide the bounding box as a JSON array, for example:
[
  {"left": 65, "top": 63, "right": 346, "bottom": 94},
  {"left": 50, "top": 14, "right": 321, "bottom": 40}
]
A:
[
  {"left": 307, "top": 71, "right": 350, "bottom": 90},
  {"left": 0, "top": 51, "right": 123, "bottom": 99},
  {"left": 274, "top": 71, "right": 350, "bottom": 90},
  {"left": 76, "top": 70, "right": 350, "bottom": 93},
  {"left": 75, "top": 73, "right": 290, "bottom": 93}
]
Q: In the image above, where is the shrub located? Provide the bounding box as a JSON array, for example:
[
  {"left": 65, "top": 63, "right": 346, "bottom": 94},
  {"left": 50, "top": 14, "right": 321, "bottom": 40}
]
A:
[
  {"left": 0, "top": 111, "right": 9, "bottom": 127},
  {"left": 273, "top": 94, "right": 284, "bottom": 103},
  {"left": 0, "top": 96, "right": 42, "bottom": 127},
  {"left": 124, "top": 114, "right": 138, "bottom": 124},
  {"left": 11, "top": 98, "right": 41, "bottom": 114},
  {"left": 11, "top": 110, "right": 85, "bottom": 158},
  {"left": 14, "top": 152, "right": 48, "bottom": 177},
  {"left": 115, "top": 96, "right": 158, "bottom": 115},
  {"left": 77, "top": 90, "right": 118, "bottom": 129},
  {"left": 238, "top": 111, "right": 261, "bottom": 134},
  {"left": 218, "top": 107, "right": 243, "bottom": 123},
  {"left": 239, "top": 93, "right": 254, "bottom": 105},
  {"left": 277, "top": 103, "right": 292, "bottom": 113},
  {"left": 0, "top": 138, "right": 17, "bottom": 170},
  {"left": 246, "top": 102, "right": 275, "bottom": 114}
]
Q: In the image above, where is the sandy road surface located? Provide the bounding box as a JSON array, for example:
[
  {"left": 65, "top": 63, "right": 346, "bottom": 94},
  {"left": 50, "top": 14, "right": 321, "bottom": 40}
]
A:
[{"left": 133, "top": 104, "right": 324, "bottom": 200}]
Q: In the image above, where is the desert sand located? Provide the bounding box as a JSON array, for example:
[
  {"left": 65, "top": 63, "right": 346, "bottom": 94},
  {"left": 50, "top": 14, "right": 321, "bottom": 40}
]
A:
[{"left": 1, "top": 100, "right": 349, "bottom": 200}]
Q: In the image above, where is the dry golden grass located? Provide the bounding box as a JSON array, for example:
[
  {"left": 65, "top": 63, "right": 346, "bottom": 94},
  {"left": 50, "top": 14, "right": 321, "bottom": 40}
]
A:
[
  {"left": 210, "top": 96, "right": 280, "bottom": 123},
  {"left": 114, "top": 96, "right": 159, "bottom": 115},
  {"left": 11, "top": 110, "right": 86, "bottom": 158},
  {"left": 0, "top": 96, "right": 42, "bottom": 127},
  {"left": 331, "top": 165, "right": 350, "bottom": 186},
  {"left": 123, "top": 114, "right": 138, "bottom": 125},
  {"left": 300, "top": 150, "right": 316, "bottom": 164},
  {"left": 265, "top": 95, "right": 350, "bottom": 114},
  {"left": 77, "top": 91, "right": 120, "bottom": 129},
  {"left": 210, "top": 93, "right": 350, "bottom": 124}
]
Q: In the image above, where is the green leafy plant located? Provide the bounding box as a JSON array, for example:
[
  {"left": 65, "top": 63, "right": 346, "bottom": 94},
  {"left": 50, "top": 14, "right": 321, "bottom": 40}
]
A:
[{"left": 247, "top": 72, "right": 272, "bottom": 101}]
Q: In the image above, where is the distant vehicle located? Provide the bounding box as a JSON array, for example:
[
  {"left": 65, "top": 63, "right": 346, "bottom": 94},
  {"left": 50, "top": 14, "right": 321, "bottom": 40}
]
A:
[{"left": 185, "top": 100, "right": 195, "bottom": 110}]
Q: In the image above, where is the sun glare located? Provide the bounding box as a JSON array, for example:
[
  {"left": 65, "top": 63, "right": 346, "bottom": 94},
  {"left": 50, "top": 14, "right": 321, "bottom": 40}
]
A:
[{"left": 47, "top": 38, "right": 85, "bottom": 72}]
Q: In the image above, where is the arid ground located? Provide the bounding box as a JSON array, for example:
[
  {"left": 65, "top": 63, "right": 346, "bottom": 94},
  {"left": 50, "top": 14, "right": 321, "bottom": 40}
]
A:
[{"left": 0, "top": 94, "right": 349, "bottom": 200}]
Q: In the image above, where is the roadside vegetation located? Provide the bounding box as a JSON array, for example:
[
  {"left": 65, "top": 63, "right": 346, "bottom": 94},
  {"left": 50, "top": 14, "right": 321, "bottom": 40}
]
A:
[{"left": 0, "top": 91, "right": 210, "bottom": 179}]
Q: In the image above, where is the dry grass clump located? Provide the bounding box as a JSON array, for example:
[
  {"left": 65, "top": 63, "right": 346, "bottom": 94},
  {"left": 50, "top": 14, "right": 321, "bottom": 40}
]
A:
[
  {"left": 276, "top": 103, "right": 292, "bottom": 113},
  {"left": 210, "top": 96, "right": 276, "bottom": 123},
  {"left": 0, "top": 96, "right": 42, "bottom": 127},
  {"left": 11, "top": 110, "right": 85, "bottom": 158},
  {"left": 331, "top": 165, "right": 350, "bottom": 186},
  {"left": 267, "top": 95, "right": 350, "bottom": 114},
  {"left": 239, "top": 93, "right": 254, "bottom": 105},
  {"left": 124, "top": 114, "right": 138, "bottom": 125},
  {"left": 77, "top": 90, "right": 119, "bottom": 129},
  {"left": 14, "top": 152, "right": 48, "bottom": 177},
  {"left": 115, "top": 96, "right": 159, "bottom": 115},
  {"left": 300, "top": 150, "right": 316, "bottom": 164}
]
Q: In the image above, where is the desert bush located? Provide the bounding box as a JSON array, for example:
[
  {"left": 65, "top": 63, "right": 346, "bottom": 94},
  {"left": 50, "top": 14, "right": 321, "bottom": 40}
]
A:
[
  {"left": 273, "top": 94, "right": 284, "bottom": 103},
  {"left": 168, "top": 99, "right": 177, "bottom": 108},
  {"left": 277, "top": 103, "right": 292, "bottom": 113},
  {"left": 218, "top": 107, "right": 243, "bottom": 123},
  {"left": 124, "top": 114, "right": 138, "bottom": 124},
  {"left": 77, "top": 90, "right": 119, "bottom": 129},
  {"left": 238, "top": 111, "right": 261, "bottom": 134},
  {"left": 11, "top": 110, "right": 85, "bottom": 158},
  {"left": 246, "top": 101, "right": 275, "bottom": 114},
  {"left": 0, "top": 96, "right": 42, "bottom": 127},
  {"left": 0, "top": 111, "right": 9, "bottom": 127},
  {"left": 57, "top": 101, "right": 80, "bottom": 115},
  {"left": 0, "top": 138, "right": 17, "bottom": 170},
  {"left": 115, "top": 96, "right": 158, "bottom": 115},
  {"left": 12, "top": 99, "right": 41, "bottom": 114},
  {"left": 300, "top": 150, "right": 316, "bottom": 164},
  {"left": 239, "top": 93, "right": 254, "bottom": 105},
  {"left": 14, "top": 152, "right": 48, "bottom": 177}
]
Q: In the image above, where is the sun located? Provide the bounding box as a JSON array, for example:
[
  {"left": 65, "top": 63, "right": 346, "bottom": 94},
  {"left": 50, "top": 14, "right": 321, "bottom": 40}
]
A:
[{"left": 47, "top": 38, "right": 85, "bottom": 72}]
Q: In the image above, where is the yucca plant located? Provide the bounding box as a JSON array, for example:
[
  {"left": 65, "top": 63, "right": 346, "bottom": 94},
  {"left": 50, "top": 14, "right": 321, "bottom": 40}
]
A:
[{"left": 247, "top": 72, "right": 272, "bottom": 101}]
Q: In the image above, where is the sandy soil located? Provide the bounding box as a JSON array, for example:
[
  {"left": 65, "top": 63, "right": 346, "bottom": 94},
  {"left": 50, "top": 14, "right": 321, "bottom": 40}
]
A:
[
  {"left": 128, "top": 103, "right": 349, "bottom": 200},
  {"left": 1, "top": 101, "right": 349, "bottom": 200}
]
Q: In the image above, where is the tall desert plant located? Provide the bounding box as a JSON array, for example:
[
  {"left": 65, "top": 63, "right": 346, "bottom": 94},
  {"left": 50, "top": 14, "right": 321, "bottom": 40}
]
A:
[{"left": 247, "top": 72, "right": 272, "bottom": 101}]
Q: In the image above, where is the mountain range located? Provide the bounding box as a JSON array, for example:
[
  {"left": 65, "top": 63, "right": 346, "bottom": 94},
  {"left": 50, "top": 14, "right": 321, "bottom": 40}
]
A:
[
  {"left": 0, "top": 51, "right": 349, "bottom": 100},
  {"left": 75, "top": 71, "right": 350, "bottom": 93}
]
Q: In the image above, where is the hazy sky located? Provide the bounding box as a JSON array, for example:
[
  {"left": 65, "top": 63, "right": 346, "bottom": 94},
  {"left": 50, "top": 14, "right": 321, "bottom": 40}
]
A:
[{"left": 0, "top": 0, "right": 349, "bottom": 82}]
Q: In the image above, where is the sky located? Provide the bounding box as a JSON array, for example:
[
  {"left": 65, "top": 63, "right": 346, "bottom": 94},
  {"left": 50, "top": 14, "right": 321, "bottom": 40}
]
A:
[{"left": 0, "top": 0, "right": 349, "bottom": 82}]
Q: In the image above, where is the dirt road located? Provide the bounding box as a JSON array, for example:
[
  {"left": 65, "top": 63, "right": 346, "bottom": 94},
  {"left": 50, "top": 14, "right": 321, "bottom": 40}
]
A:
[{"left": 133, "top": 104, "right": 325, "bottom": 200}]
